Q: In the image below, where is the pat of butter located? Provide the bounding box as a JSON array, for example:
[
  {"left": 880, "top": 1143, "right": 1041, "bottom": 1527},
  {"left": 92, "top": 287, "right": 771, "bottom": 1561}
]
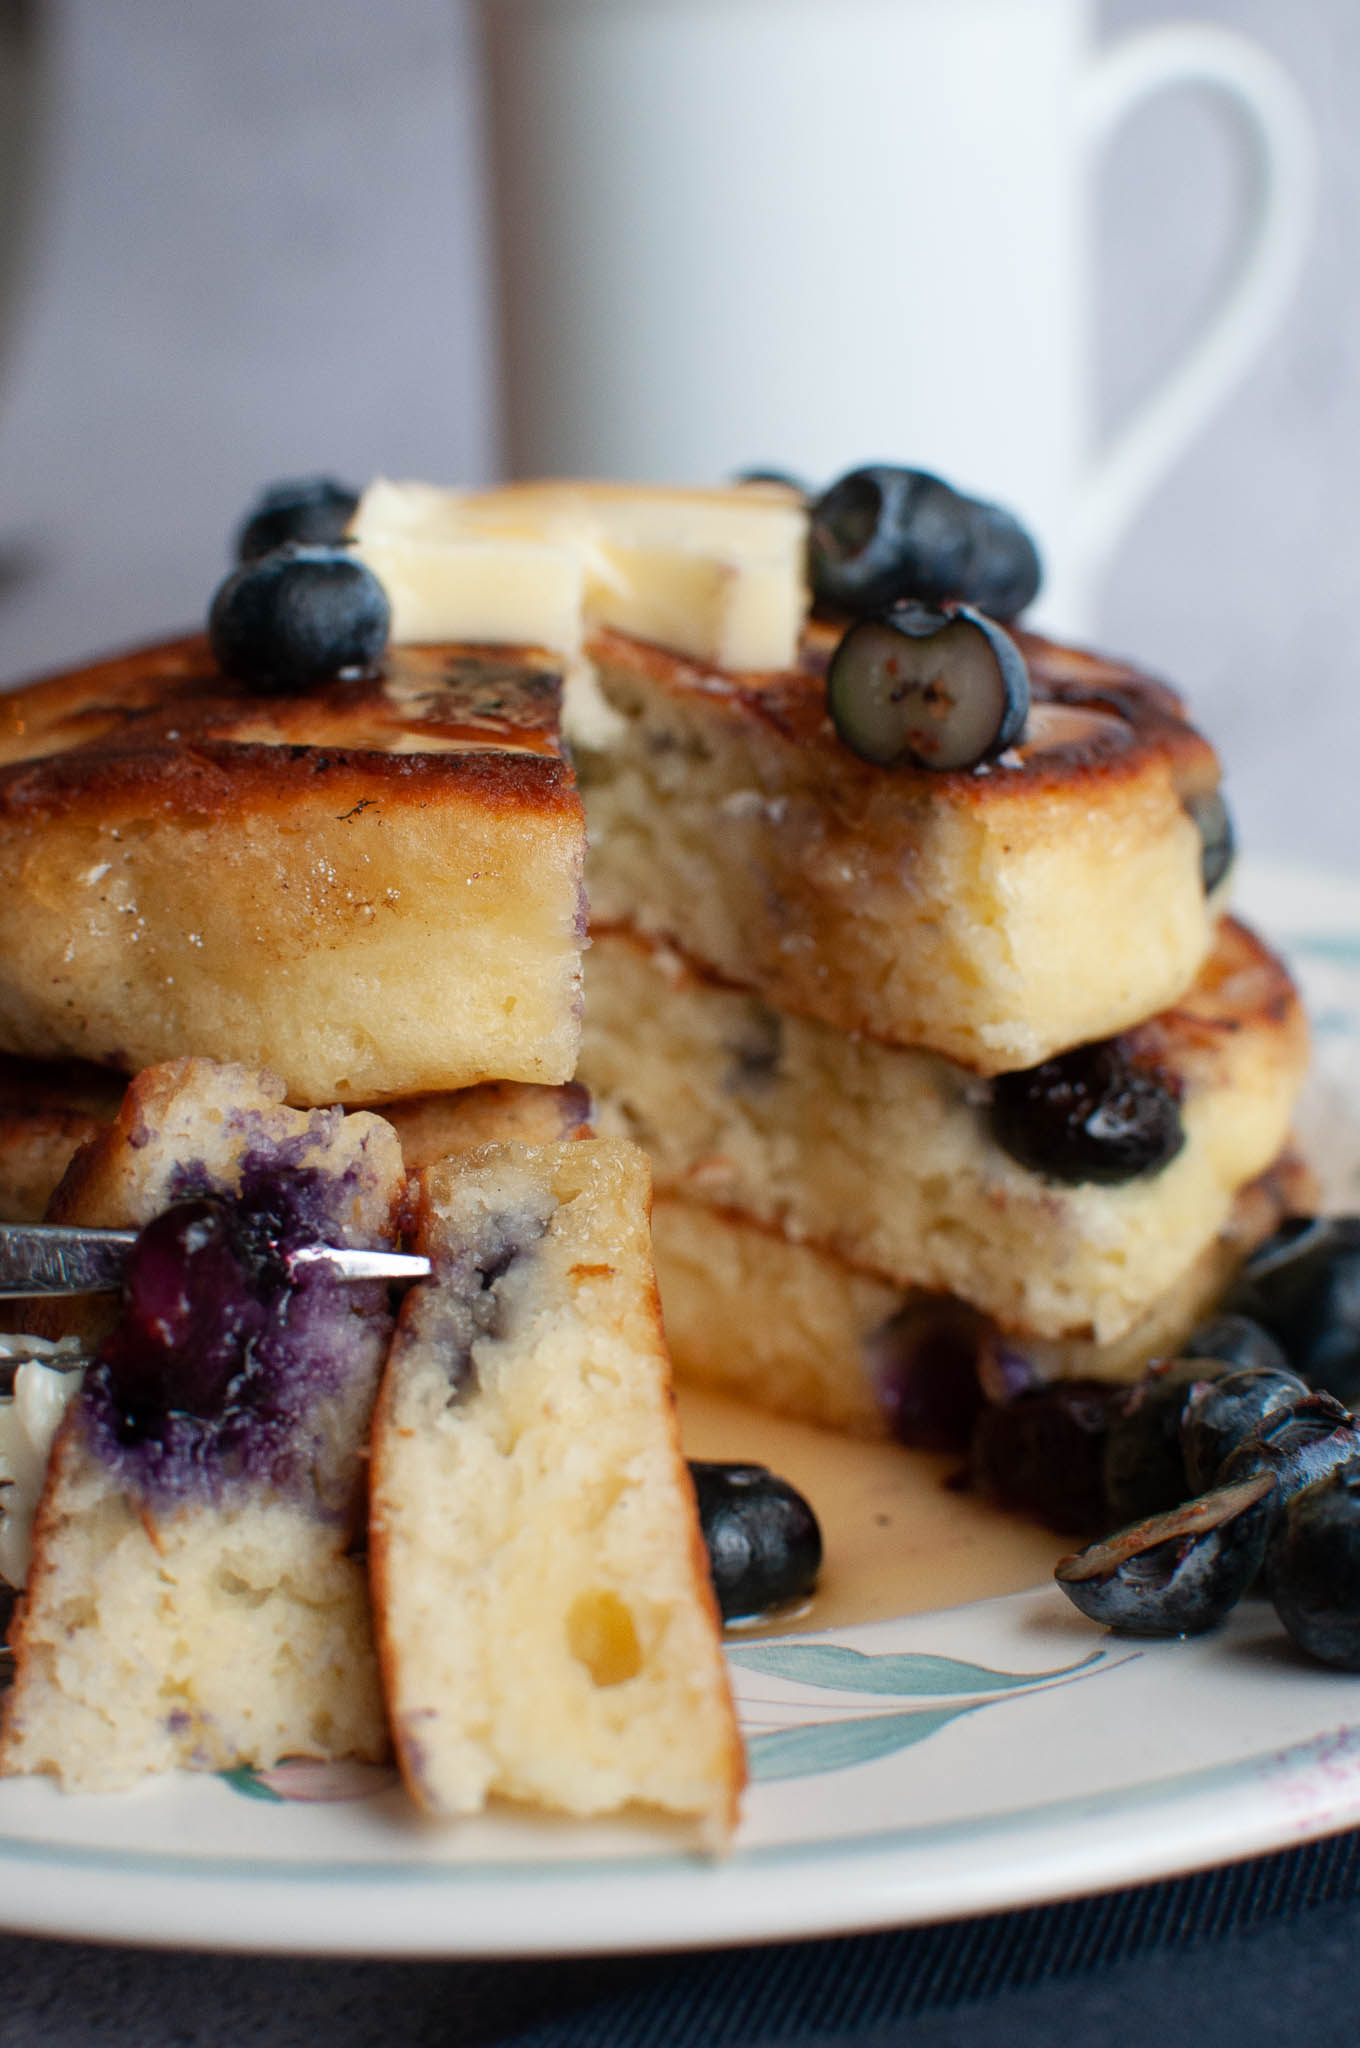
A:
[
  {"left": 351, "top": 478, "right": 810, "bottom": 676},
  {"left": 352, "top": 479, "right": 586, "bottom": 657}
]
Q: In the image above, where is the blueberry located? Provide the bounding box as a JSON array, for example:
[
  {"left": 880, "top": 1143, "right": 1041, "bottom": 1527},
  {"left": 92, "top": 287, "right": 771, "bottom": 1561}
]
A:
[
  {"left": 1270, "top": 1462, "right": 1360, "bottom": 1669},
  {"left": 208, "top": 543, "right": 390, "bottom": 694},
  {"left": 1180, "top": 1364, "right": 1312, "bottom": 1493},
  {"left": 688, "top": 1462, "right": 822, "bottom": 1621},
  {"left": 1054, "top": 1470, "right": 1277, "bottom": 1637},
  {"left": 990, "top": 1042, "right": 1184, "bottom": 1187},
  {"left": 865, "top": 1296, "right": 991, "bottom": 1451},
  {"left": 100, "top": 1196, "right": 277, "bottom": 1426},
  {"left": 235, "top": 476, "right": 360, "bottom": 563},
  {"left": 970, "top": 1379, "right": 1115, "bottom": 1535},
  {"left": 1182, "top": 1312, "right": 1290, "bottom": 1378},
  {"left": 1218, "top": 1393, "right": 1360, "bottom": 1576},
  {"left": 1224, "top": 1216, "right": 1360, "bottom": 1406},
  {"left": 732, "top": 468, "right": 807, "bottom": 495},
  {"left": 1184, "top": 788, "right": 1235, "bottom": 895},
  {"left": 809, "top": 466, "right": 1041, "bottom": 620},
  {"left": 826, "top": 602, "right": 1029, "bottom": 770},
  {"left": 1103, "top": 1358, "right": 1230, "bottom": 1528}
]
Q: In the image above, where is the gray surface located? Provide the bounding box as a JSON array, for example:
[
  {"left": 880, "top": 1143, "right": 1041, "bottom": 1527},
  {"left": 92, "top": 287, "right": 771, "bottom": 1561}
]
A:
[{"left": 0, "top": 0, "right": 1353, "bottom": 871}]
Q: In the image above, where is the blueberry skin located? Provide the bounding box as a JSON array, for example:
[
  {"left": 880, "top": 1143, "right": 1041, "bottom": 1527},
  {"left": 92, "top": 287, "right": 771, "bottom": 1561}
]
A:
[
  {"left": 1103, "top": 1358, "right": 1230, "bottom": 1529},
  {"left": 970, "top": 1379, "right": 1115, "bottom": 1536},
  {"left": 1180, "top": 1364, "right": 1312, "bottom": 1493},
  {"left": 990, "top": 1042, "right": 1184, "bottom": 1187},
  {"left": 235, "top": 476, "right": 360, "bottom": 563},
  {"left": 1224, "top": 1216, "right": 1360, "bottom": 1407},
  {"left": 1181, "top": 1312, "right": 1290, "bottom": 1378},
  {"left": 208, "top": 543, "right": 390, "bottom": 694},
  {"left": 1217, "top": 1394, "right": 1360, "bottom": 1582},
  {"left": 1055, "top": 1470, "right": 1276, "bottom": 1637},
  {"left": 1184, "top": 788, "right": 1235, "bottom": 895},
  {"left": 865, "top": 1296, "right": 989, "bottom": 1452},
  {"left": 809, "top": 466, "right": 1041, "bottom": 620},
  {"left": 1271, "top": 1462, "right": 1360, "bottom": 1669},
  {"left": 825, "top": 602, "right": 1030, "bottom": 771},
  {"left": 688, "top": 1462, "right": 823, "bottom": 1621}
]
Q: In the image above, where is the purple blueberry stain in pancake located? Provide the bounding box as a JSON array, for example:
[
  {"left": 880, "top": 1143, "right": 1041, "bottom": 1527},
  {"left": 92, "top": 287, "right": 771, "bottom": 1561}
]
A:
[
  {"left": 391, "top": 1198, "right": 553, "bottom": 1406},
  {"left": 79, "top": 1143, "right": 393, "bottom": 1513}
]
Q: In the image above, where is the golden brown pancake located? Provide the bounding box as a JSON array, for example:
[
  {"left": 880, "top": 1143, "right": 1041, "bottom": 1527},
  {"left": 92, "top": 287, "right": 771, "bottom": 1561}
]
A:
[
  {"left": 580, "top": 619, "right": 1224, "bottom": 1073},
  {"left": 0, "top": 636, "right": 586, "bottom": 1105}
]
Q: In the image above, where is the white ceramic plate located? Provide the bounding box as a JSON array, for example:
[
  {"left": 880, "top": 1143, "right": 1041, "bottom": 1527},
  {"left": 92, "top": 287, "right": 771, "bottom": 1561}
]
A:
[{"left": 2, "top": 858, "right": 1359, "bottom": 1958}]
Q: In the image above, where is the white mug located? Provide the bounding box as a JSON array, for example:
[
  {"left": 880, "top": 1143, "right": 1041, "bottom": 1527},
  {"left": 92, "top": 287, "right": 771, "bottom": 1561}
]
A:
[{"left": 478, "top": 0, "right": 1314, "bottom": 636}]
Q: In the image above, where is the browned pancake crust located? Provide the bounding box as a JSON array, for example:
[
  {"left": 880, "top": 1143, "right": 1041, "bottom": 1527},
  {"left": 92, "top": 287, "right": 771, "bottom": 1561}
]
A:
[
  {"left": 0, "top": 636, "right": 586, "bottom": 1102},
  {"left": 589, "top": 617, "right": 1221, "bottom": 813},
  {"left": 0, "top": 634, "right": 578, "bottom": 821}
]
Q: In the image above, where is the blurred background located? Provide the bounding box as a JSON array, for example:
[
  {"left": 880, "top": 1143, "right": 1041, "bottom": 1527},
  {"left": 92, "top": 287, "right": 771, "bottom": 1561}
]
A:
[{"left": 0, "top": 0, "right": 1352, "bottom": 869}]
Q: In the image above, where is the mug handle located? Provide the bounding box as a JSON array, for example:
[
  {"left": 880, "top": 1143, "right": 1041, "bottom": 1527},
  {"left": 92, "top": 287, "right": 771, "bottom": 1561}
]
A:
[{"left": 1074, "top": 24, "right": 1316, "bottom": 592}]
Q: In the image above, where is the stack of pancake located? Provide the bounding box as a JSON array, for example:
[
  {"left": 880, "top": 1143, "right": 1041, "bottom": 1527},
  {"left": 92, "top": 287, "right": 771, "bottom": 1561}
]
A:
[
  {"left": 574, "top": 624, "right": 1310, "bottom": 1439},
  {"left": 347, "top": 476, "right": 1311, "bottom": 1441}
]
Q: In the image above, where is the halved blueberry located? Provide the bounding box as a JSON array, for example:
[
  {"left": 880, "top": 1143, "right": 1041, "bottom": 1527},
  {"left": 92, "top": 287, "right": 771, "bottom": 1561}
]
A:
[
  {"left": 235, "top": 476, "right": 359, "bottom": 563},
  {"left": 826, "top": 602, "right": 1029, "bottom": 771},
  {"left": 208, "top": 543, "right": 390, "bottom": 694},
  {"left": 809, "top": 466, "right": 1041, "bottom": 620},
  {"left": 990, "top": 1042, "right": 1184, "bottom": 1186},
  {"left": 688, "top": 1462, "right": 823, "bottom": 1621},
  {"left": 1055, "top": 1470, "right": 1277, "bottom": 1636}
]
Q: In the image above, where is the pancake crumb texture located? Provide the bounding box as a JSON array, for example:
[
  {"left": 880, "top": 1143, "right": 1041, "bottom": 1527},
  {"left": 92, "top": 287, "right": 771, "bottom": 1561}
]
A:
[
  {"left": 580, "top": 628, "right": 1220, "bottom": 1072},
  {"left": 0, "top": 637, "right": 586, "bottom": 1104},
  {"left": 581, "top": 919, "right": 1308, "bottom": 1345},
  {"left": 370, "top": 1139, "right": 742, "bottom": 1846},
  {"left": 650, "top": 1159, "right": 1310, "bottom": 1438},
  {"left": 0, "top": 1059, "right": 403, "bottom": 1790}
]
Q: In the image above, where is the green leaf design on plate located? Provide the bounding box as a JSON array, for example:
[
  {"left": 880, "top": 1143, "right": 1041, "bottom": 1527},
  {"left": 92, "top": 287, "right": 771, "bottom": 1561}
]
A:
[
  {"left": 219, "top": 1765, "right": 285, "bottom": 1803},
  {"left": 748, "top": 1704, "right": 981, "bottom": 1782},
  {"left": 727, "top": 1642, "right": 1105, "bottom": 1697},
  {"left": 1289, "top": 934, "right": 1360, "bottom": 966}
]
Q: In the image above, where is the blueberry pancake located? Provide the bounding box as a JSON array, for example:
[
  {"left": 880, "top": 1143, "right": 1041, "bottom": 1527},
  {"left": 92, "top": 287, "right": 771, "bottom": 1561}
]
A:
[
  {"left": 0, "top": 635, "right": 586, "bottom": 1105},
  {"left": 0, "top": 1062, "right": 593, "bottom": 1228},
  {"left": 650, "top": 1156, "right": 1313, "bottom": 1440},
  {"left": 369, "top": 1139, "right": 743, "bottom": 1846},
  {"left": 580, "top": 917, "right": 1308, "bottom": 1347},
  {"left": 578, "top": 618, "right": 1226, "bottom": 1073},
  {"left": 0, "top": 1059, "right": 405, "bottom": 1790}
]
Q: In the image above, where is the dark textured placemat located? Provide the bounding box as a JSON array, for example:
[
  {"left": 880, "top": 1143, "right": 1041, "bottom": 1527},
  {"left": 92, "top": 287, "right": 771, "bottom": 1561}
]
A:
[{"left": 5, "top": 1828, "right": 1360, "bottom": 2047}]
